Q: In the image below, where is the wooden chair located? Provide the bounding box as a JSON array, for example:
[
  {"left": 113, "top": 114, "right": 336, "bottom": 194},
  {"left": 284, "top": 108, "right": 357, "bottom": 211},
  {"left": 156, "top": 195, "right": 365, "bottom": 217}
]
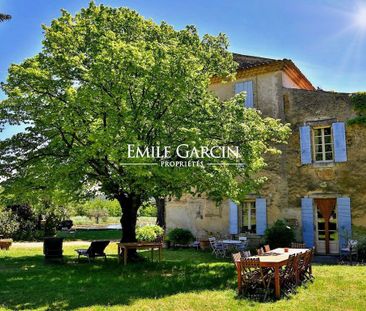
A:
[
  {"left": 75, "top": 240, "right": 110, "bottom": 262},
  {"left": 256, "top": 248, "right": 264, "bottom": 255},
  {"left": 302, "top": 249, "right": 315, "bottom": 283},
  {"left": 43, "top": 237, "right": 64, "bottom": 262},
  {"left": 291, "top": 242, "right": 306, "bottom": 249},
  {"left": 264, "top": 244, "right": 270, "bottom": 252},
  {"left": 239, "top": 257, "right": 273, "bottom": 300},
  {"left": 241, "top": 250, "right": 251, "bottom": 258},
  {"left": 280, "top": 254, "right": 298, "bottom": 296}
]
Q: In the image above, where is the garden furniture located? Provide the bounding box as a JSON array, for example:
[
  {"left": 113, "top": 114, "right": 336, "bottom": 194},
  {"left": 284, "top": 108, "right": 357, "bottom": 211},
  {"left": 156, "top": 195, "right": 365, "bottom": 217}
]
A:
[
  {"left": 117, "top": 242, "right": 163, "bottom": 265},
  {"left": 75, "top": 240, "right": 110, "bottom": 262},
  {"left": 236, "top": 237, "right": 249, "bottom": 252},
  {"left": 208, "top": 237, "right": 227, "bottom": 257},
  {"left": 234, "top": 247, "right": 310, "bottom": 299},
  {"left": 264, "top": 245, "right": 271, "bottom": 252},
  {"left": 0, "top": 239, "right": 13, "bottom": 250},
  {"left": 43, "top": 237, "right": 64, "bottom": 262},
  {"left": 340, "top": 240, "right": 358, "bottom": 264},
  {"left": 241, "top": 250, "right": 252, "bottom": 258},
  {"left": 291, "top": 242, "right": 306, "bottom": 249},
  {"left": 295, "top": 249, "right": 314, "bottom": 285},
  {"left": 239, "top": 257, "right": 274, "bottom": 300},
  {"left": 279, "top": 253, "right": 299, "bottom": 296}
]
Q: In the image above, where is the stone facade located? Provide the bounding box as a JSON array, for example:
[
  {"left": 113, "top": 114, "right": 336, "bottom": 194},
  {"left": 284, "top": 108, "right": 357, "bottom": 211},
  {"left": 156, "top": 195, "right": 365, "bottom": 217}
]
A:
[{"left": 165, "top": 58, "right": 365, "bottom": 253}]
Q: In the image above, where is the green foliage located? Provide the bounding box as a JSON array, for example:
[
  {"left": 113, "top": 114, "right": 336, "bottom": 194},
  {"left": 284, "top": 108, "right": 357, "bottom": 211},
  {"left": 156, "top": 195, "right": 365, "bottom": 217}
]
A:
[
  {"left": 138, "top": 202, "right": 157, "bottom": 217},
  {"left": 73, "top": 198, "right": 120, "bottom": 218},
  {"left": 5, "top": 205, "right": 38, "bottom": 240},
  {"left": 0, "top": 208, "right": 19, "bottom": 238},
  {"left": 136, "top": 225, "right": 164, "bottom": 242},
  {"left": 0, "top": 3, "right": 290, "bottom": 242},
  {"left": 167, "top": 228, "right": 195, "bottom": 245},
  {"left": 264, "top": 220, "right": 295, "bottom": 249},
  {"left": 348, "top": 92, "right": 366, "bottom": 125},
  {"left": 87, "top": 208, "right": 109, "bottom": 224}
]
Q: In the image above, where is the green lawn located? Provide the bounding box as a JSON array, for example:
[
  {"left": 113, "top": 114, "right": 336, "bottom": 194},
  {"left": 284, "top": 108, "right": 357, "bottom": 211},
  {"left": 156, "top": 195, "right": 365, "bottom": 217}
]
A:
[
  {"left": 56, "top": 229, "right": 122, "bottom": 241},
  {"left": 1, "top": 245, "right": 366, "bottom": 311}
]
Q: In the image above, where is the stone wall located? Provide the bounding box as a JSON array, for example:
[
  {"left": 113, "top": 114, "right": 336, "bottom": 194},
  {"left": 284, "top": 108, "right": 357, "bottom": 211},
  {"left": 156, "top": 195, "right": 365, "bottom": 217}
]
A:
[
  {"left": 283, "top": 88, "right": 366, "bottom": 228},
  {"left": 165, "top": 72, "right": 366, "bottom": 241}
]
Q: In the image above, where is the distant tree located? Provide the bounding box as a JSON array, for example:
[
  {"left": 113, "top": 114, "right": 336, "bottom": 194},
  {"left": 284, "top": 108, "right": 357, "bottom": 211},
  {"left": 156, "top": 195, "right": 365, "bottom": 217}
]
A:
[
  {"left": 348, "top": 92, "right": 366, "bottom": 125},
  {"left": 0, "top": 3, "right": 290, "bottom": 252},
  {"left": 0, "top": 13, "right": 11, "bottom": 22}
]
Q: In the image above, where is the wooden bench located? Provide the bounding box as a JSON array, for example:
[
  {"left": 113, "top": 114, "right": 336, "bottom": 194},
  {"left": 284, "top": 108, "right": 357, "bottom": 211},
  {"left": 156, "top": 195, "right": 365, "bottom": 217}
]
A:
[{"left": 0, "top": 239, "right": 13, "bottom": 250}]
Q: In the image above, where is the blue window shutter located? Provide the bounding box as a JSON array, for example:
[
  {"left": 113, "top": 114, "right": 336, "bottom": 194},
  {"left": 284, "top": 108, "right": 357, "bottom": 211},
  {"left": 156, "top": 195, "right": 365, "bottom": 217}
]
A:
[
  {"left": 229, "top": 200, "right": 239, "bottom": 235},
  {"left": 337, "top": 197, "right": 351, "bottom": 248},
  {"left": 235, "top": 81, "right": 254, "bottom": 108},
  {"left": 301, "top": 198, "right": 314, "bottom": 248},
  {"left": 235, "top": 82, "right": 245, "bottom": 94},
  {"left": 332, "top": 122, "right": 347, "bottom": 162},
  {"left": 255, "top": 198, "right": 267, "bottom": 235},
  {"left": 299, "top": 126, "right": 312, "bottom": 164},
  {"left": 243, "top": 81, "right": 254, "bottom": 108}
]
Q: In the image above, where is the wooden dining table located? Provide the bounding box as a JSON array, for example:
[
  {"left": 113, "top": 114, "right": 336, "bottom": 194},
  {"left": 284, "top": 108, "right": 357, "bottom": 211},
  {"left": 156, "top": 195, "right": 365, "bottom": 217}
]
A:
[
  {"left": 117, "top": 242, "right": 163, "bottom": 265},
  {"left": 238, "top": 248, "right": 308, "bottom": 299}
]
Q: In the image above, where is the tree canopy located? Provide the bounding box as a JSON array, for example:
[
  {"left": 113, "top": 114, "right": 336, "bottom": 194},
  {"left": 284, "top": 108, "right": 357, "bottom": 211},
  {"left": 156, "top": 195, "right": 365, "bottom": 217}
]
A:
[
  {"left": 0, "top": 3, "right": 290, "bottom": 243},
  {"left": 348, "top": 92, "right": 366, "bottom": 125}
]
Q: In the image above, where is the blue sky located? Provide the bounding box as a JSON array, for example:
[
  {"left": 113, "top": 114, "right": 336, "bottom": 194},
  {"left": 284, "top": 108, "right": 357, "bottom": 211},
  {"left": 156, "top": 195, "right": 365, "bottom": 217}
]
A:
[{"left": 1, "top": 0, "right": 366, "bottom": 138}]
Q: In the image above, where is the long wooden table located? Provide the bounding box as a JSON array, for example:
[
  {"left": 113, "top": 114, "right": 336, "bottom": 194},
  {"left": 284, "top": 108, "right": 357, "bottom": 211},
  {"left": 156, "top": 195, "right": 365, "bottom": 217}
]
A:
[
  {"left": 237, "top": 248, "right": 309, "bottom": 299},
  {"left": 117, "top": 242, "right": 163, "bottom": 265}
]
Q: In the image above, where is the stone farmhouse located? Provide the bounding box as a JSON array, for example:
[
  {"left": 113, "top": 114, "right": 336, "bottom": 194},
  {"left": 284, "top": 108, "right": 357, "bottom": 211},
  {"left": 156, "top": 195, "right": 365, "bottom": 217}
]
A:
[{"left": 165, "top": 53, "right": 366, "bottom": 255}]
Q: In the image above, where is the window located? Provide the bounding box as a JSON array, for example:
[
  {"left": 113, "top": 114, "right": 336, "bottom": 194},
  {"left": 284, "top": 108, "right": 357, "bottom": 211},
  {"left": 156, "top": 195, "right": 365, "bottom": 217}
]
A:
[
  {"left": 240, "top": 201, "right": 256, "bottom": 233},
  {"left": 234, "top": 80, "right": 254, "bottom": 108},
  {"left": 313, "top": 127, "right": 333, "bottom": 162}
]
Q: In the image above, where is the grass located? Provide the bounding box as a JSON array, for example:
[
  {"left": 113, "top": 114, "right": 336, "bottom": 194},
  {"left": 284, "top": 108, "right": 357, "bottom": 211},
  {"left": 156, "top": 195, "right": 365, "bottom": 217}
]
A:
[
  {"left": 56, "top": 229, "right": 122, "bottom": 241},
  {"left": 1, "top": 245, "right": 366, "bottom": 311}
]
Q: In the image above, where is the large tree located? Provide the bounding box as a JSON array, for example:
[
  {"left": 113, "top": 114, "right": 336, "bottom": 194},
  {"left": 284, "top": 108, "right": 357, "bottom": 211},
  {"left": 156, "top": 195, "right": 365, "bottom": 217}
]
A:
[
  {"left": 0, "top": 3, "right": 290, "bottom": 246},
  {"left": 0, "top": 13, "right": 11, "bottom": 22}
]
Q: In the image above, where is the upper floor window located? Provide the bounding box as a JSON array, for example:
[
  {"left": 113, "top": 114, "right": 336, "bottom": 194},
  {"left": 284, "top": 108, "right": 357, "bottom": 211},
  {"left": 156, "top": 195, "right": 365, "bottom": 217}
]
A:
[
  {"left": 300, "top": 122, "right": 347, "bottom": 165},
  {"left": 240, "top": 201, "right": 256, "bottom": 233},
  {"left": 313, "top": 126, "right": 333, "bottom": 162}
]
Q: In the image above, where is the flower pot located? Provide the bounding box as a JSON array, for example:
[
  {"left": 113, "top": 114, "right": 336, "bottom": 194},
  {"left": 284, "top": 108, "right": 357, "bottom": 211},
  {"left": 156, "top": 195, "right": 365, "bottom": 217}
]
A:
[{"left": 199, "top": 239, "right": 210, "bottom": 250}]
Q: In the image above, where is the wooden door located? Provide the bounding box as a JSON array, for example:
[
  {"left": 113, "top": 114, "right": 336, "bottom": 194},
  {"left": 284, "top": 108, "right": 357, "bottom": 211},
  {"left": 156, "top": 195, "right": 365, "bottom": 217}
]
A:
[{"left": 315, "top": 198, "right": 339, "bottom": 254}]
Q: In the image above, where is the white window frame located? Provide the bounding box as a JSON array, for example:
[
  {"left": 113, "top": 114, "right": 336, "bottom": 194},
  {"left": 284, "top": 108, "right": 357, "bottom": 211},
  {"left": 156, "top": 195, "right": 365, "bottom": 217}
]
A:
[
  {"left": 312, "top": 126, "right": 334, "bottom": 163},
  {"left": 240, "top": 201, "right": 256, "bottom": 233}
]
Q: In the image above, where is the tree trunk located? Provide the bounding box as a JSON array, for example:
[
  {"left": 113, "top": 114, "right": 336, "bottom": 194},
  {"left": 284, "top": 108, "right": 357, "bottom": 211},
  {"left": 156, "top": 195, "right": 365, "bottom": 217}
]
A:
[
  {"left": 117, "top": 193, "right": 142, "bottom": 258},
  {"left": 155, "top": 197, "right": 166, "bottom": 229}
]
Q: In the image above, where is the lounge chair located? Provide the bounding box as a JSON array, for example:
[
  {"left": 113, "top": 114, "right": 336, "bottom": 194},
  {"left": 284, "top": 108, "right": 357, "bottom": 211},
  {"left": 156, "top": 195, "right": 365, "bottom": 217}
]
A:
[
  {"left": 75, "top": 240, "right": 110, "bottom": 262},
  {"left": 43, "top": 237, "right": 63, "bottom": 262}
]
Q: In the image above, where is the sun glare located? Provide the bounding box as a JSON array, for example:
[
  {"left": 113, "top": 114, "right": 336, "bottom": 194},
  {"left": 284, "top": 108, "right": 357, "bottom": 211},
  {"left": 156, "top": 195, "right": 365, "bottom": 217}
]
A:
[{"left": 354, "top": 6, "right": 366, "bottom": 30}]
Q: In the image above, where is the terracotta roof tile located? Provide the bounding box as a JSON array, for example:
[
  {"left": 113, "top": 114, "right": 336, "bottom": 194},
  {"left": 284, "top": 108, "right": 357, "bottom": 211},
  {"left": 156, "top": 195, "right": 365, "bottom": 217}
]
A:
[{"left": 233, "top": 53, "right": 279, "bottom": 69}]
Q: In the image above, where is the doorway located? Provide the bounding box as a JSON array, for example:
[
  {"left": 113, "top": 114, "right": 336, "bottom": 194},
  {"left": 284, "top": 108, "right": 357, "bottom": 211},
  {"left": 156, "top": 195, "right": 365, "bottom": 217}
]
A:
[{"left": 315, "top": 198, "right": 339, "bottom": 254}]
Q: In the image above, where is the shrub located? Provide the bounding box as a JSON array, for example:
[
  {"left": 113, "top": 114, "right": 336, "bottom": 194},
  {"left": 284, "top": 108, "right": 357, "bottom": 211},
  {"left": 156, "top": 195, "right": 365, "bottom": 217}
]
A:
[
  {"left": 139, "top": 202, "right": 157, "bottom": 217},
  {"left": 6, "top": 205, "right": 37, "bottom": 240},
  {"left": 0, "top": 209, "right": 19, "bottom": 238},
  {"left": 167, "top": 228, "right": 195, "bottom": 246},
  {"left": 264, "top": 220, "right": 295, "bottom": 249},
  {"left": 136, "top": 225, "right": 164, "bottom": 242},
  {"left": 356, "top": 236, "right": 366, "bottom": 261}
]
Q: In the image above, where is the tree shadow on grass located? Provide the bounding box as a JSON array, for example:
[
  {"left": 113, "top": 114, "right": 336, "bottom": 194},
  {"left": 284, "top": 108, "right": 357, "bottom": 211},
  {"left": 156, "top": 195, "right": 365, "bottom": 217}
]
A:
[{"left": 0, "top": 250, "right": 236, "bottom": 310}]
